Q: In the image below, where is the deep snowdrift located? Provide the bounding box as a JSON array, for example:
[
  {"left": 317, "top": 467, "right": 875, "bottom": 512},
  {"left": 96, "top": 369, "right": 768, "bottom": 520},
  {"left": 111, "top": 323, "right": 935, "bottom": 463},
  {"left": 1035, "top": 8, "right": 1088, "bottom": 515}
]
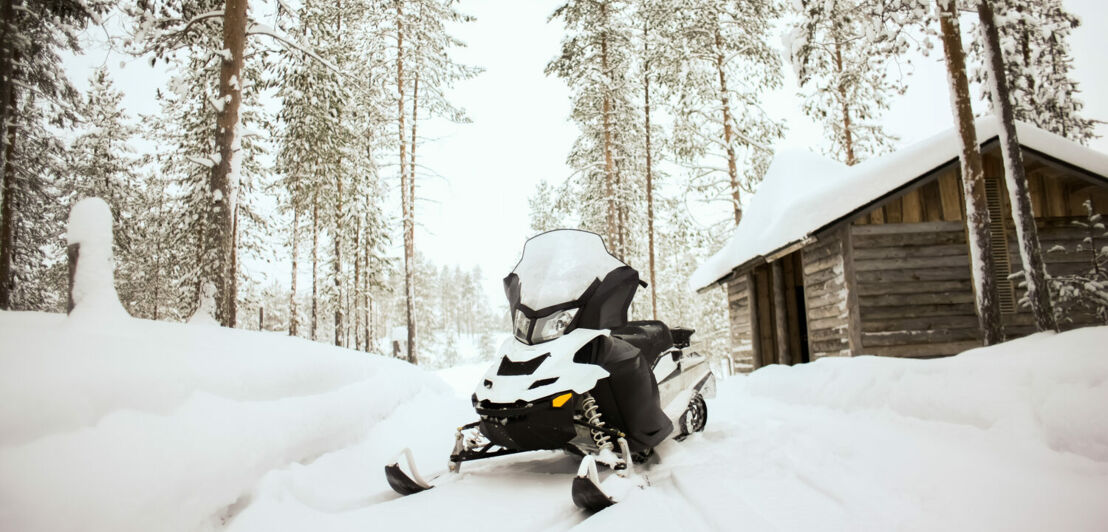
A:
[{"left": 2, "top": 311, "right": 1106, "bottom": 531}]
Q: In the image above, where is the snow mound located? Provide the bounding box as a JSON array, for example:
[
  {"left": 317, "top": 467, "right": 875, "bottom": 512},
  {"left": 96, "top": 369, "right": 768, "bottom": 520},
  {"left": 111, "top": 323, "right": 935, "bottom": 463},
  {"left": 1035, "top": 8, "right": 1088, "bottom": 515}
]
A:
[
  {"left": 65, "top": 197, "right": 127, "bottom": 322},
  {"left": 3, "top": 308, "right": 1106, "bottom": 532},
  {"left": 0, "top": 311, "right": 451, "bottom": 532}
]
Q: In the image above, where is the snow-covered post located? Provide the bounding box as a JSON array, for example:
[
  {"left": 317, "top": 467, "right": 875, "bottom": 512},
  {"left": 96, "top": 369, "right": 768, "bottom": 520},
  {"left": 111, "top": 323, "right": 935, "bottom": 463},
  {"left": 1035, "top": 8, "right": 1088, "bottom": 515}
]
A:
[{"left": 66, "top": 198, "right": 126, "bottom": 320}]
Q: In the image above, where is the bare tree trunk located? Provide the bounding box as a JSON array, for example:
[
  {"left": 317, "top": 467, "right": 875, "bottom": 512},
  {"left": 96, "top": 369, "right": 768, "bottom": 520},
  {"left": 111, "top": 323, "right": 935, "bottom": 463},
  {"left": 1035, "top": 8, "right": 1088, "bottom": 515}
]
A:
[
  {"left": 0, "top": 85, "right": 15, "bottom": 310},
  {"left": 833, "top": 38, "right": 856, "bottom": 166},
  {"left": 977, "top": 0, "right": 1057, "bottom": 332},
  {"left": 643, "top": 21, "right": 657, "bottom": 320},
  {"left": 937, "top": 0, "right": 1003, "bottom": 345},
  {"left": 0, "top": 0, "right": 14, "bottom": 310},
  {"left": 396, "top": 1, "right": 418, "bottom": 364},
  {"left": 289, "top": 204, "right": 299, "bottom": 336},
  {"left": 208, "top": 0, "right": 247, "bottom": 327},
  {"left": 714, "top": 27, "right": 741, "bottom": 225},
  {"left": 600, "top": 2, "right": 617, "bottom": 248},
  {"left": 311, "top": 191, "right": 319, "bottom": 341},
  {"left": 333, "top": 179, "right": 343, "bottom": 347},
  {"left": 353, "top": 217, "right": 362, "bottom": 350}
]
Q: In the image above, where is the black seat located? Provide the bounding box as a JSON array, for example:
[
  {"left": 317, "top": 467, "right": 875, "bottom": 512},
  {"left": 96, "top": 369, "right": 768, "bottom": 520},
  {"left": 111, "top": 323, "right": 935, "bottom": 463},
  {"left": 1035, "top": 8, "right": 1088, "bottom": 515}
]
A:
[{"left": 611, "top": 320, "right": 673, "bottom": 367}]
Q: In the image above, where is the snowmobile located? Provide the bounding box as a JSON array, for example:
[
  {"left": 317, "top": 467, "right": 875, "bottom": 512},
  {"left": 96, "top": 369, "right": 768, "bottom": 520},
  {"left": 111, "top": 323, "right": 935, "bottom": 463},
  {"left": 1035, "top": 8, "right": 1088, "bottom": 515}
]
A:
[{"left": 384, "top": 229, "right": 715, "bottom": 511}]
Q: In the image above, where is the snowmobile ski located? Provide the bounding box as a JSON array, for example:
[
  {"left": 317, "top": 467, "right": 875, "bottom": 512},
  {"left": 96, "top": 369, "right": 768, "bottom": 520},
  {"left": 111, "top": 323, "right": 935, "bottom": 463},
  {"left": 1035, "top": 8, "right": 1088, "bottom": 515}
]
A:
[
  {"left": 384, "top": 448, "right": 433, "bottom": 495},
  {"left": 571, "top": 455, "right": 616, "bottom": 511}
]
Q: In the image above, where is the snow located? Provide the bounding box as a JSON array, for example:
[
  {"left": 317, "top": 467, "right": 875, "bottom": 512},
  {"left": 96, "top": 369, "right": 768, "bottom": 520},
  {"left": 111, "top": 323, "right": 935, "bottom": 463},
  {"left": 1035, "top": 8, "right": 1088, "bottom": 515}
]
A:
[
  {"left": 2, "top": 308, "right": 1107, "bottom": 531},
  {"left": 513, "top": 229, "right": 628, "bottom": 310},
  {"left": 690, "top": 118, "right": 1108, "bottom": 291},
  {"left": 65, "top": 197, "right": 127, "bottom": 322}
]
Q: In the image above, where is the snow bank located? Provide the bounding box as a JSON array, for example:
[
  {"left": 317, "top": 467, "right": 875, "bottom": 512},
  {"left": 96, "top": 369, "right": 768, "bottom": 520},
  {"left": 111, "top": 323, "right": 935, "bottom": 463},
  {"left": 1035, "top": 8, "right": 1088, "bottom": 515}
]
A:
[
  {"left": 3, "top": 306, "right": 1106, "bottom": 532},
  {"left": 0, "top": 310, "right": 449, "bottom": 532},
  {"left": 691, "top": 118, "right": 1108, "bottom": 290}
]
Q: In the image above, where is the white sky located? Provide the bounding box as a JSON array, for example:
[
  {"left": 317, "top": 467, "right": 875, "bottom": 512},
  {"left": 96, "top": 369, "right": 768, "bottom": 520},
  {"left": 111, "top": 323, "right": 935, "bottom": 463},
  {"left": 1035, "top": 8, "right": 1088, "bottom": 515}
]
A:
[{"left": 65, "top": 0, "right": 1108, "bottom": 309}]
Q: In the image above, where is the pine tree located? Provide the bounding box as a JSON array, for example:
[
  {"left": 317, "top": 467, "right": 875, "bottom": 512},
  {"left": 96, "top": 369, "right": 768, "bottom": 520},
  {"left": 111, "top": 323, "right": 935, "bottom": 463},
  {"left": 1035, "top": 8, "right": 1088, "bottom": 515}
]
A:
[
  {"left": 548, "top": 0, "right": 643, "bottom": 260},
  {"left": 67, "top": 67, "right": 146, "bottom": 314},
  {"left": 668, "top": 0, "right": 784, "bottom": 228},
  {"left": 0, "top": 0, "right": 106, "bottom": 309},
  {"left": 936, "top": 0, "right": 1002, "bottom": 345},
  {"left": 788, "top": 0, "right": 910, "bottom": 165},
  {"left": 968, "top": 0, "right": 1096, "bottom": 143},
  {"left": 976, "top": 0, "right": 1056, "bottom": 332}
]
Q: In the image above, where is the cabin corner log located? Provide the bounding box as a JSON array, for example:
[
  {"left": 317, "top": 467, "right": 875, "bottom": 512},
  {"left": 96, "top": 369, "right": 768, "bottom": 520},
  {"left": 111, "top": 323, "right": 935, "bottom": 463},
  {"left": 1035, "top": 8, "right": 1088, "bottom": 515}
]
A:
[{"left": 772, "top": 260, "right": 789, "bottom": 365}]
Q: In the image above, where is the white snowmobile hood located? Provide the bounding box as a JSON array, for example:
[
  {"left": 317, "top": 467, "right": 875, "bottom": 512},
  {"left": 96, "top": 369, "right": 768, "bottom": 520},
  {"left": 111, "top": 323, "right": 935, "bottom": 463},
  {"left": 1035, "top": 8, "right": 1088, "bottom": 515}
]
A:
[{"left": 475, "top": 328, "right": 611, "bottom": 404}]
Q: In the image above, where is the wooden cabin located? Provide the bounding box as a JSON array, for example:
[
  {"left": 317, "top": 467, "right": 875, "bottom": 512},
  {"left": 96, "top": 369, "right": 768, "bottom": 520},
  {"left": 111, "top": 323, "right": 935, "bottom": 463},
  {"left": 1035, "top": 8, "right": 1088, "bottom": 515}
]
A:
[{"left": 691, "top": 120, "right": 1108, "bottom": 372}]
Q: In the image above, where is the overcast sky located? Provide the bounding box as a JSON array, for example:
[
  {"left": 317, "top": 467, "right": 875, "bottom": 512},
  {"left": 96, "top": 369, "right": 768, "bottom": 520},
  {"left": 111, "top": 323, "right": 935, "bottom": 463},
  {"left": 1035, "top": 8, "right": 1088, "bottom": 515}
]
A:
[{"left": 66, "top": 0, "right": 1108, "bottom": 308}]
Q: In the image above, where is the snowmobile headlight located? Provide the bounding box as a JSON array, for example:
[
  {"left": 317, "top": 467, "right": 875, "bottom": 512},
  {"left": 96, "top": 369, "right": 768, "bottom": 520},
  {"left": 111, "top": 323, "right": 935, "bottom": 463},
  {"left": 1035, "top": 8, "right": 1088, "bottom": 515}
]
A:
[
  {"left": 532, "top": 308, "right": 579, "bottom": 343},
  {"left": 513, "top": 309, "right": 531, "bottom": 344}
]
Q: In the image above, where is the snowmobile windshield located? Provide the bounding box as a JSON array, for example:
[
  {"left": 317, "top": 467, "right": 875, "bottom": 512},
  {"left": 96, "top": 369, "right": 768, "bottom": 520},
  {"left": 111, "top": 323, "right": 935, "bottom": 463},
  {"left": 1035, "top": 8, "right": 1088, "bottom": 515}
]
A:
[{"left": 512, "top": 230, "right": 627, "bottom": 312}]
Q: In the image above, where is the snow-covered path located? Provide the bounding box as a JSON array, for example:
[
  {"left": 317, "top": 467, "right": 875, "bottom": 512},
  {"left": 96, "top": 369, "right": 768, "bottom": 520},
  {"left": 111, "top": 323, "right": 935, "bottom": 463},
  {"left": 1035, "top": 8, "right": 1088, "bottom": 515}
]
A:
[{"left": 2, "top": 311, "right": 1107, "bottom": 531}]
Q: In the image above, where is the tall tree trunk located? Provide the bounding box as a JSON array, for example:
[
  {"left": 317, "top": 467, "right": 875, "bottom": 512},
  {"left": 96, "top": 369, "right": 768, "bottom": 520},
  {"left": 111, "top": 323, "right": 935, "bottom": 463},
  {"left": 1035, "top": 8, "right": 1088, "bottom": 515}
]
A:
[
  {"left": 289, "top": 204, "right": 299, "bottom": 336},
  {"left": 643, "top": 21, "right": 657, "bottom": 320},
  {"left": 937, "top": 0, "right": 1003, "bottom": 345},
  {"left": 353, "top": 219, "right": 361, "bottom": 350},
  {"left": 977, "top": 0, "right": 1057, "bottom": 332},
  {"left": 333, "top": 179, "right": 343, "bottom": 347},
  {"left": 311, "top": 191, "right": 319, "bottom": 340},
  {"left": 364, "top": 192, "right": 372, "bottom": 352},
  {"left": 208, "top": 0, "right": 247, "bottom": 327},
  {"left": 0, "top": 85, "right": 15, "bottom": 310},
  {"left": 0, "top": 0, "right": 18, "bottom": 309},
  {"left": 600, "top": 2, "right": 616, "bottom": 248},
  {"left": 833, "top": 38, "right": 856, "bottom": 166},
  {"left": 714, "top": 26, "right": 741, "bottom": 225},
  {"left": 396, "top": 1, "right": 417, "bottom": 364}
]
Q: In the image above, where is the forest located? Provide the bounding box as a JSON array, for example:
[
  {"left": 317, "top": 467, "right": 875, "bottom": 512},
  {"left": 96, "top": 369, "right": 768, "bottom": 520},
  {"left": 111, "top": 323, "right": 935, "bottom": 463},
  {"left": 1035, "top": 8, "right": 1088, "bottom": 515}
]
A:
[{"left": 0, "top": 0, "right": 1097, "bottom": 367}]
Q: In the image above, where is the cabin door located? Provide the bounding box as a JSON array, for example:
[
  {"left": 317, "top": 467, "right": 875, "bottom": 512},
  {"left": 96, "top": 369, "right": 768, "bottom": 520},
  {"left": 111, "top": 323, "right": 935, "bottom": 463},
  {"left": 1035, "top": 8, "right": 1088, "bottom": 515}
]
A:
[{"left": 750, "top": 252, "right": 809, "bottom": 368}]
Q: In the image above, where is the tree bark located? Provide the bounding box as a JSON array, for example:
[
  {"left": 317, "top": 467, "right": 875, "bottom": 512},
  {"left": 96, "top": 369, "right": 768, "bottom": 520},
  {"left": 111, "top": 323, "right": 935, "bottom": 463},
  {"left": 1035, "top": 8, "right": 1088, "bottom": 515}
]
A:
[
  {"left": 333, "top": 178, "right": 343, "bottom": 347},
  {"left": 208, "top": 0, "right": 247, "bottom": 327},
  {"left": 937, "top": 0, "right": 1003, "bottom": 345},
  {"left": 643, "top": 22, "right": 657, "bottom": 320},
  {"left": 396, "top": 1, "right": 417, "bottom": 364},
  {"left": 353, "top": 217, "right": 362, "bottom": 350},
  {"left": 600, "top": 1, "right": 617, "bottom": 249},
  {"left": 0, "top": 84, "right": 15, "bottom": 310},
  {"left": 977, "top": 0, "right": 1057, "bottom": 332},
  {"left": 0, "top": 0, "right": 18, "bottom": 309},
  {"left": 289, "top": 204, "right": 299, "bottom": 336},
  {"left": 833, "top": 38, "right": 856, "bottom": 166},
  {"left": 311, "top": 191, "right": 319, "bottom": 341},
  {"left": 714, "top": 27, "right": 741, "bottom": 225}
]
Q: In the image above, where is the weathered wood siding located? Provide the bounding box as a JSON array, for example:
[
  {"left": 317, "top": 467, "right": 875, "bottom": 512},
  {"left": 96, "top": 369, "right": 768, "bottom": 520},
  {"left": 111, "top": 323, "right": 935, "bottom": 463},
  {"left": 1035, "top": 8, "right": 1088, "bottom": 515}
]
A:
[
  {"left": 851, "top": 221, "right": 982, "bottom": 357},
  {"left": 726, "top": 275, "right": 755, "bottom": 372},
  {"left": 986, "top": 159, "right": 1108, "bottom": 334},
  {"left": 801, "top": 230, "right": 852, "bottom": 358}
]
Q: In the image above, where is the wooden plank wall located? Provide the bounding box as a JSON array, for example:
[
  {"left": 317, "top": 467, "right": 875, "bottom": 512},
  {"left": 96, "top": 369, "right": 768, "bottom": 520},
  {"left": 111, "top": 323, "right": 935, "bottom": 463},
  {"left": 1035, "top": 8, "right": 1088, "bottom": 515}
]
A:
[
  {"left": 801, "top": 230, "right": 851, "bottom": 358},
  {"left": 855, "top": 168, "right": 964, "bottom": 225},
  {"left": 851, "top": 221, "right": 983, "bottom": 357},
  {"left": 989, "top": 158, "right": 1108, "bottom": 335},
  {"left": 726, "top": 275, "right": 755, "bottom": 373}
]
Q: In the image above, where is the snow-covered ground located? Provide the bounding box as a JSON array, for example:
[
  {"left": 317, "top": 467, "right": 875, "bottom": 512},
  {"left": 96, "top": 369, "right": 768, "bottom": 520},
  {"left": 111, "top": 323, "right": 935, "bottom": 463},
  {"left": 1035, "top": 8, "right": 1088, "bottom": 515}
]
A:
[{"left": 2, "top": 310, "right": 1107, "bottom": 531}]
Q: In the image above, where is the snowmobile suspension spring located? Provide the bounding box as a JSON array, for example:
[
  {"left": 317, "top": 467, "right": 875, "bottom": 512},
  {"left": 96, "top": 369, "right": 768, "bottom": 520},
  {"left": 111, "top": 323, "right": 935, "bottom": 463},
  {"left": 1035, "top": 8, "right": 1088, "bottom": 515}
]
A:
[{"left": 581, "top": 393, "right": 613, "bottom": 452}]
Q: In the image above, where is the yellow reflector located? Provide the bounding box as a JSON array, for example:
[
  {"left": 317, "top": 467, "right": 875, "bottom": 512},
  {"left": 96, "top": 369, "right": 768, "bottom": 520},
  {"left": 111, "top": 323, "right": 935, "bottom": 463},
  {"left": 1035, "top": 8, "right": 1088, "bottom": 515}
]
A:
[{"left": 552, "top": 393, "right": 573, "bottom": 408}]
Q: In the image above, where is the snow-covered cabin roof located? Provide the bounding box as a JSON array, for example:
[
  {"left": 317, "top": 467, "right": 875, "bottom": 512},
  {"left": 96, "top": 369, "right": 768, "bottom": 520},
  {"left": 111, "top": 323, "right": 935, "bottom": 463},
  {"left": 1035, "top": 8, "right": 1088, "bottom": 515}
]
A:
[{"left": 690, "top": 118, "right": 1108, "bottom": 292}]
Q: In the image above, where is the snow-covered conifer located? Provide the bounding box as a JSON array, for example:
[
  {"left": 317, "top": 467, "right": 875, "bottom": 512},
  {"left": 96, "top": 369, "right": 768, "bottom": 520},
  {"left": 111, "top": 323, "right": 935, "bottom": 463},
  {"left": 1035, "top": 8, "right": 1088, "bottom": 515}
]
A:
[{"left": 968, "top": 0, "right": 1096, "bottom": 143}]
